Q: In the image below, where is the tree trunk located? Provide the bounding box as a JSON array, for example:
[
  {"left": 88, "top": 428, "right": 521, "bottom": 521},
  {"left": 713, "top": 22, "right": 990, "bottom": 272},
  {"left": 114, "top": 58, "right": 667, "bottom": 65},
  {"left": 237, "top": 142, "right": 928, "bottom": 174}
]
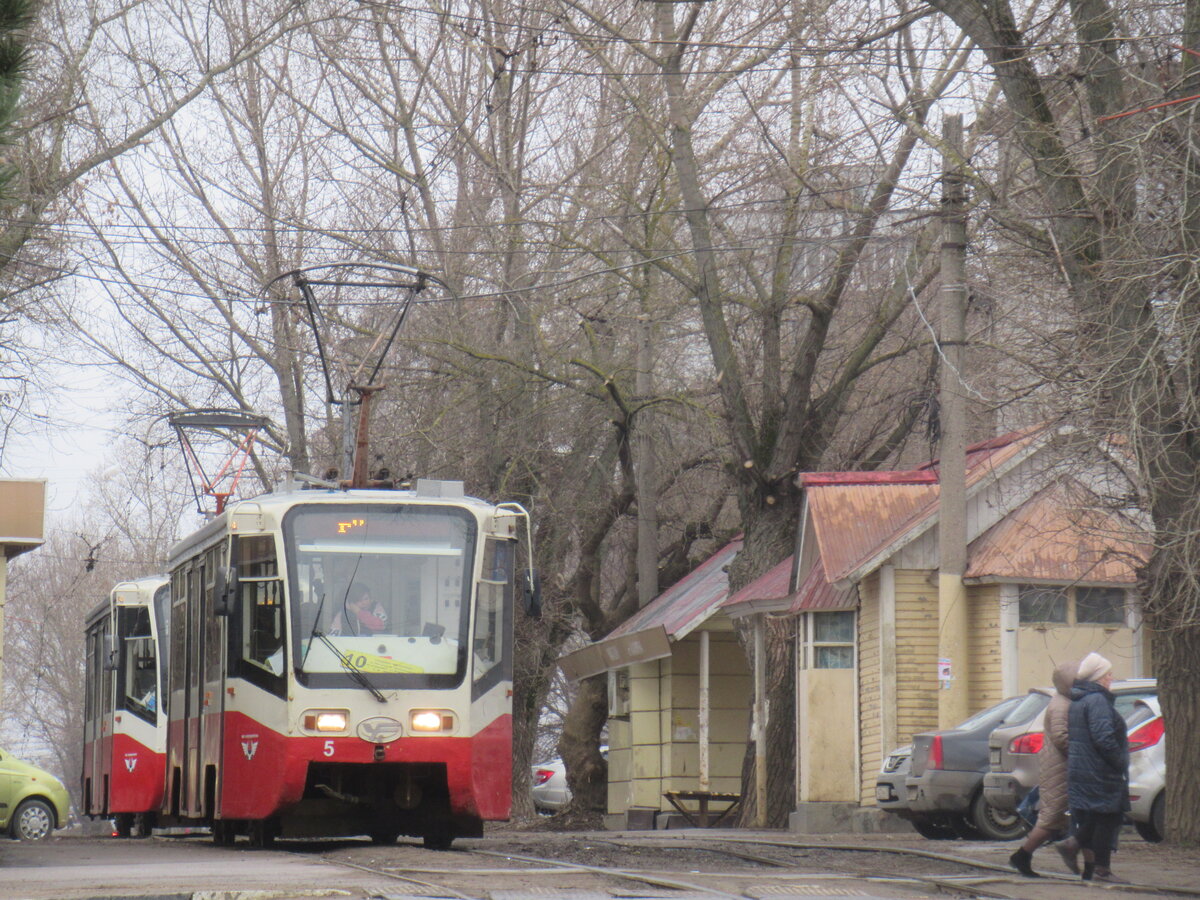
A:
[
  {"left": 560, "top": 673, "right": 609, "bottom": 814},
  {"left": 731, "top": 491, "right": 799, "bottom": 827}
]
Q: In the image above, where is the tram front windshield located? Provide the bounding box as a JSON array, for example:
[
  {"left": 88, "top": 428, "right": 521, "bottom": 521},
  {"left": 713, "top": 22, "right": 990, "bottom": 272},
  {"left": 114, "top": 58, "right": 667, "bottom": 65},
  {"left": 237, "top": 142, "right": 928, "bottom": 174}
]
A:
[{"left": 285, "top": 504, "right": 476, "bottom": 686}]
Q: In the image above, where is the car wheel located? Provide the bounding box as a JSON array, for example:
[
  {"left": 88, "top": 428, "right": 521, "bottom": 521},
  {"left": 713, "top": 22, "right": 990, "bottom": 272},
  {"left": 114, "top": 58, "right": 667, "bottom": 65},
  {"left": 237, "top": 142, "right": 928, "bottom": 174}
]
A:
[
  {"left": 11, "top": 799, "right": 55, "bottom": 841},
  {"left": 911, "top": 817, "right": 958, "bottom": 840},
  {"left": 951, "top": 815, "right": 984, "bottom": 840},
  {"left": 969, "top": 790, "right": 1028, "bottom": 841},
  {"left": 1136, "top": 794, "right": 1165, "bottom": 843}
]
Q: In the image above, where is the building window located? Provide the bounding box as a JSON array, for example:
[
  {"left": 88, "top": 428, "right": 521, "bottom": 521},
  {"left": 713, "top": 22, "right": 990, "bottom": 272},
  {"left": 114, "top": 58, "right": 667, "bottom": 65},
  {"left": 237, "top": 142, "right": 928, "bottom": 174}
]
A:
[
  {"left": 809, "top": 610, "right": 855, "bottom": 669},
  {"left": 1076, "top": 587, "right": 1127, "bottom": 625},
  {"left": 1018, "top": 586, "right": 1068, "bottom": 624},
  {"left": 1017, "top": 584, "right": 1128, "bottom": 627}
]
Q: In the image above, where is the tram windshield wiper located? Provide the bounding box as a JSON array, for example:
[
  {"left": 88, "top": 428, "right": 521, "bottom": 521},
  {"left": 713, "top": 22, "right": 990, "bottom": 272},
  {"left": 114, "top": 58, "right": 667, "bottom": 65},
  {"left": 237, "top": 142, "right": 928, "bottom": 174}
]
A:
[
  {"left": 301, "top": 591, "right": 329, "bottom": 671},
  {"left": 313, "top": 630, "right": 387, "bottom": 703}
]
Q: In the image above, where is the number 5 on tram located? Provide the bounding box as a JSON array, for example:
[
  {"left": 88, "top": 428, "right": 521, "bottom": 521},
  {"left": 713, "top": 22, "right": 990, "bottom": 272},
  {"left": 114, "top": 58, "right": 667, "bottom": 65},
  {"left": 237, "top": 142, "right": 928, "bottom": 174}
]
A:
[{"left": 164, "top": 478, "right": 535, "bottom": 848}]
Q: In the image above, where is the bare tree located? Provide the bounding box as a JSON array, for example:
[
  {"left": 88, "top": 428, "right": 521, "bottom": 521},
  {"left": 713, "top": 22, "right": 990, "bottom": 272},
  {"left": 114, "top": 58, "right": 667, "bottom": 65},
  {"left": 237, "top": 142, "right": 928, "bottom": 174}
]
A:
[
  {"left": 0, "top": 437, "right": 188, "bottom": 809},
  {"left": 539, "top": 0, "right": 974, "bottom": 823},
  {"left": 921, "top": 0, "right": 1200, "bottom": 846}
]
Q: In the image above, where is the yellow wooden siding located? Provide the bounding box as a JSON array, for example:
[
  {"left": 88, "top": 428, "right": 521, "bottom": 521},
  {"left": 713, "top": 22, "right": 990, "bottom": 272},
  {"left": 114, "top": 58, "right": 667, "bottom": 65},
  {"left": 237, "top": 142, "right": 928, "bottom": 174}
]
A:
[
  {"left": 968, "top": 585, "right": 1003, "bottom": 710},
  {"left": 858, "top": 571, "right": 881, "bottom": 806},
  {"left": 617, "top": 658, "right": 667, "bottom": 815},
  {"left": 667, "top": 629, "right": 751, "bottom": 801},
  {"left": 612, "top": 630, "right": 750, "bottom": 816},
  {"left": 894, "top": 570, "right": 939, "bottom": 751}
]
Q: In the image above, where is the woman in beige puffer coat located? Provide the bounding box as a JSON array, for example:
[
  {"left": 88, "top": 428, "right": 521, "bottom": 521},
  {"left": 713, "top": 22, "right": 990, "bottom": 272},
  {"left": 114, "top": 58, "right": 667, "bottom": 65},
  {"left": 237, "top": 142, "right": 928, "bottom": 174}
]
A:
[{"left": 1009, "top": 659, "right": 1081, "bottom": 877}]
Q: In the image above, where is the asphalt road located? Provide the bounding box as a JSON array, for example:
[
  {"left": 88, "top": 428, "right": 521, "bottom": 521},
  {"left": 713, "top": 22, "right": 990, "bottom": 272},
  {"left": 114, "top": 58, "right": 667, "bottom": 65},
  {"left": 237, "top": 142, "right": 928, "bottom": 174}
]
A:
[
  {"left": 0, "top": 832, "right": 394, "bottom": 900},
  {"left": 2, "top": 827, "right": 1193, "bottom": 900}
]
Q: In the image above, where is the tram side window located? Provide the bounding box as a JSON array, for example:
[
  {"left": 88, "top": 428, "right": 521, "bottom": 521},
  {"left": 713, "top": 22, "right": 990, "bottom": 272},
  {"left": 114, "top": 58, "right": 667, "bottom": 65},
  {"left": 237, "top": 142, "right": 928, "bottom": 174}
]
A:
[
  {"left": 99, "top": 620, "right": 115, "bottom": 717},
  {"left": 238, "top": 535, "right": 285, "bottom": 676},
  {"left": 153, "top": 584, "right": 171, "bottom": 715},
  {"left": 170, "top": 570, "right": 187, "bottom": 701},
  {"left": 84, "top": 629, "right": 98, "bottom": 724},
  {"left": 243, "top": 580, "right": 284, "bottom": 674},
  {"left": 121, "top": 606, "right": 157, "bottom": 721},
  {"left": 473, "top": 539, "right": 514, "bottom": 687}
]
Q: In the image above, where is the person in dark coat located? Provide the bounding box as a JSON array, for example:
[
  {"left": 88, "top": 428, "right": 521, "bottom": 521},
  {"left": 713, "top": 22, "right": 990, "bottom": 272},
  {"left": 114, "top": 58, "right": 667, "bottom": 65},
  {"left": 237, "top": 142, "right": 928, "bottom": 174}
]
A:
[{"left": 1067, "top": 652, "right": 1129, "bottom": 883}]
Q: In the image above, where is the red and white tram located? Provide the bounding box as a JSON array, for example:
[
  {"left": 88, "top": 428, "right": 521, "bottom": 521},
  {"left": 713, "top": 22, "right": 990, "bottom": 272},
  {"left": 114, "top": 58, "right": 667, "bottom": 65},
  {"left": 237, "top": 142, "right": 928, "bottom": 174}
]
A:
[
  {"left": 82, "top": 576, "right": 170, "bottom": 837},
  {"left": 163, "top": 477, "right": 531, "bottom": 848}
]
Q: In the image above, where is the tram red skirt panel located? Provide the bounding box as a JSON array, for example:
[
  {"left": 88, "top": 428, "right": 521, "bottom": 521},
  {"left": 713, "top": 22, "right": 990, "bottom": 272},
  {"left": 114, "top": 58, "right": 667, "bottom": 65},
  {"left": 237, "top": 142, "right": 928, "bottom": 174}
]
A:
[
  {"left": 108, "top": 732, "right": 166, "bottom": 814},
  {"left": 216, "top": 711, "right": 513, "bottom": 821}
]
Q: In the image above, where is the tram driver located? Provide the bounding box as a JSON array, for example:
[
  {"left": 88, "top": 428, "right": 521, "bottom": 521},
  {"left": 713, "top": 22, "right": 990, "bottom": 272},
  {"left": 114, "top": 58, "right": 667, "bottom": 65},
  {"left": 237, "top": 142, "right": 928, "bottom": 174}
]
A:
[{"left": 330, "top": 584, "right": 390, "bottom": 636}]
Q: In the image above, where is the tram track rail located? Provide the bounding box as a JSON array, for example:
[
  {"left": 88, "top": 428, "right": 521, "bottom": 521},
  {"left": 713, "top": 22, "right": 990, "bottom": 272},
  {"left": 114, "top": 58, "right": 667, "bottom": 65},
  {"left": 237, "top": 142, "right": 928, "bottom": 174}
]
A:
[{"left": 309, "top": 831, "right": 1200, "bottom": 900}]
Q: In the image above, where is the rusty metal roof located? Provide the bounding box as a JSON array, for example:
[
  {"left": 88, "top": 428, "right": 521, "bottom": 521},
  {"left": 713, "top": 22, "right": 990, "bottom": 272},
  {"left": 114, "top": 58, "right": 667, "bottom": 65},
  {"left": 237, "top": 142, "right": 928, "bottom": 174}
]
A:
[
  {"left": 557, "top": 537, "right": 744, "bottom": 679},
  {"left": 790, "top": 556, "right": 858, "bottom": 611},
  {"left": 802, "top": 428, "right": 1046, "bottom": 582},
  {"left": 722, "top": 554, "right": 857, "bottom": 615},
  {"left": 806, "top": 482, "right": 939, "bottom": 582},
  {"left": 605, "top": 536, "right": 743, "bottom": 642},
  {"left": 724, "top": 553, "right": 793, "bottom": 608},
  {"left": 965, "top": 482, "right": 1149, "bottom": 584}
]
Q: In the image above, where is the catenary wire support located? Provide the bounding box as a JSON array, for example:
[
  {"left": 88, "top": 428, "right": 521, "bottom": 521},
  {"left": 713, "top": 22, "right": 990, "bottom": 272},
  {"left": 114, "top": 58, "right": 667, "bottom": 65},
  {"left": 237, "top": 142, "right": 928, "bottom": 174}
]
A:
[
  {"left": 262, "top": 261, "right": 451, "bottom": 488},
  {"left": 167, "top": 408, "right": 271, "bottom": 516}
]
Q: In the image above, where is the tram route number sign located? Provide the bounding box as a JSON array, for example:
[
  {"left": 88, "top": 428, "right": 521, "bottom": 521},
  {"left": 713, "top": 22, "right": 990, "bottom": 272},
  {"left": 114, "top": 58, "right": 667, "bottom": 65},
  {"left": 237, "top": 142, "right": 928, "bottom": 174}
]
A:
[{"left": 338, "top": 650, "right": 424, "bottom": 674}]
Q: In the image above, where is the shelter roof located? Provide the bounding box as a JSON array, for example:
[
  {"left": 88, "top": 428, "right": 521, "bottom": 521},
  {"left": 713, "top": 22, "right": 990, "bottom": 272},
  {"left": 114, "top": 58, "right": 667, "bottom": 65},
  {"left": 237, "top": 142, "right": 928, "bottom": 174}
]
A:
[
  {"left": 558, "top": 537, "right": 742, "bottom": 680},
  {"left": 606, "top": 536, "right": 743, "bottom": 641}
]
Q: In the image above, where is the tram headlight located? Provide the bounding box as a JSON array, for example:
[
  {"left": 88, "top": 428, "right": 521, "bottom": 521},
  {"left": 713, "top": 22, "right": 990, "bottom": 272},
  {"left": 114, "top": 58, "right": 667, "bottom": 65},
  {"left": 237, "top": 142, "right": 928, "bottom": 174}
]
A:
[
  {"left": 302, "top": 709, "right": 349, "bottom": 733},
  {"left": 409, "top": 709, "right": 456, "bottom": 733}
]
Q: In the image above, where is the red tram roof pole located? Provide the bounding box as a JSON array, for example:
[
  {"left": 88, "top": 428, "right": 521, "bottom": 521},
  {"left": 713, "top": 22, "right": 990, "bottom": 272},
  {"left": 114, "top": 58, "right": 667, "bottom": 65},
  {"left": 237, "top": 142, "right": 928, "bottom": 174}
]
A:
[{"left": 349, "top": 384, "right": 385, "bottom": 489}]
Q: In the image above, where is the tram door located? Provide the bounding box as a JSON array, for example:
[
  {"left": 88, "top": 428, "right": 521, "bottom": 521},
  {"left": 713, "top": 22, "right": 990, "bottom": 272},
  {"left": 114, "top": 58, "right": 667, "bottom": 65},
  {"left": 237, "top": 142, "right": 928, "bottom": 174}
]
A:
[
  {"left": 169, "top": 546, "right": 227, "bottom": 819},
  {"left": 83, "top": 617, "right": 114, "bottom": 815}
]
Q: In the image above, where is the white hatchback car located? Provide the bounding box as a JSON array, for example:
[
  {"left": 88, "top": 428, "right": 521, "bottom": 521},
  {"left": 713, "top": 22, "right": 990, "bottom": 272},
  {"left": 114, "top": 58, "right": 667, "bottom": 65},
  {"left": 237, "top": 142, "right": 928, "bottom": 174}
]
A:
[
  {"left": 531, "top": 746, "right": 607, "bottom": 813},
  {"left": 1126, "top": 697, "right": 1166, "bottom": 842},
  {"left": 530, "top": 759, "right": 570, "bottom": 812}
]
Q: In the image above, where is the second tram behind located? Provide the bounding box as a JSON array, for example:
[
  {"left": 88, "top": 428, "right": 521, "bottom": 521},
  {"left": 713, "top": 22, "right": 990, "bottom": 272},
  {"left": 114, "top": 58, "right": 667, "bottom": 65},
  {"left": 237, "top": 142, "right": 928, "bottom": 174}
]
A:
[
  {"left": 164, "top": 477, "right": 530, "bottom": 847},
  {"left": 82, "top": 576, "right": 170, "bottom": 837}
]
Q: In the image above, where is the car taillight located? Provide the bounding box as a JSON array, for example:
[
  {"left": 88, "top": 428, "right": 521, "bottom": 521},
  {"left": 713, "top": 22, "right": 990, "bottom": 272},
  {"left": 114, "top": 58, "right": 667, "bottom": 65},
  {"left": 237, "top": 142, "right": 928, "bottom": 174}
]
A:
[
  {"left": 533, "top": 768, "right": 555, "bottom": 785},
  {"left": 1128, "top": 717, "right": 1164, "bottom": 751},
  {"left": 1010, "top": 732, "right": 1044, "bottom": 754},
  {"left": 928, "top": 735, "right": 944, "bottom": 770}
]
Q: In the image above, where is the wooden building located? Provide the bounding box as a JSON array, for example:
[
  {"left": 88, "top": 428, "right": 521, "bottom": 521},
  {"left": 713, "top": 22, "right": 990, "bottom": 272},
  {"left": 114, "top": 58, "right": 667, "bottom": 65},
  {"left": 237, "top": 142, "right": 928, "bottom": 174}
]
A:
[{"left": 564, "top": 428, "right": 1151, "bottom": 830}]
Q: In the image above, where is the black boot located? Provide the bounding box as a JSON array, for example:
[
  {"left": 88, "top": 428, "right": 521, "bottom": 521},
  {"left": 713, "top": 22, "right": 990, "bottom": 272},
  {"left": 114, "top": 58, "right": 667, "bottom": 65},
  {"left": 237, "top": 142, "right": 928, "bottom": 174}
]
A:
[
  {"left": 1082, "top": 862, "right": 1096, "bottom": 881},
  {"left": 1009, "top": 848, "right": 1039, "bottom": 878}
]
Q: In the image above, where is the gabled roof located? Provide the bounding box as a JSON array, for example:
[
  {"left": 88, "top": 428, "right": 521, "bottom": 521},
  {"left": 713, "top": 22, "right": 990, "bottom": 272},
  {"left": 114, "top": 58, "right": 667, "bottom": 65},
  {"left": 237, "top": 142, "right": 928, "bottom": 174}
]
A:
[
  {"left": 965, "top": 481, "right": 1148, "bottom": 585},
  {"left": 557, "top": 537, "right": 743, "bottom": 680},
  {"left": 801, "top": 427, "right": 1046, "bottom": 584}
]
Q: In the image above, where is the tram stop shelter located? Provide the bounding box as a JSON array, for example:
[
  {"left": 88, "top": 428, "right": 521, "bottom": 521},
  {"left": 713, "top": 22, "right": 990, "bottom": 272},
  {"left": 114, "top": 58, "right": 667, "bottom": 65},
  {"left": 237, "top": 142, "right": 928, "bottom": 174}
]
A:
[{"left": 559, "top": 537, "right": 752, "bottom": 831}]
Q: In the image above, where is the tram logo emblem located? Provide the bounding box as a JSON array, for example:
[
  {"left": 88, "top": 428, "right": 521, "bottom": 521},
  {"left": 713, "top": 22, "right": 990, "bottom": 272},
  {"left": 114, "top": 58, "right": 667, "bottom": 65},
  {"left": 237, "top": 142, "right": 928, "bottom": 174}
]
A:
[
  {"left": 241, "top": 734, "right": 259, "bottom": 760},
  {"left": 123, "top": 754, "right": 137, "bottom": 772},
  {"left": 357, "top": 717, "right": 402, "bottom": 743}
]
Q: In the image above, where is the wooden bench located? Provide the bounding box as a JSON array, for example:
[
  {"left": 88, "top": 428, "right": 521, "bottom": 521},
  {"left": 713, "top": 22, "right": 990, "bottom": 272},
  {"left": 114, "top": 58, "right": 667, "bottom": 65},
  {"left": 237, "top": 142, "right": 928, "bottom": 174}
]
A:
[{"left": 663, "top": 790, "right": 742, "bottom": 828}]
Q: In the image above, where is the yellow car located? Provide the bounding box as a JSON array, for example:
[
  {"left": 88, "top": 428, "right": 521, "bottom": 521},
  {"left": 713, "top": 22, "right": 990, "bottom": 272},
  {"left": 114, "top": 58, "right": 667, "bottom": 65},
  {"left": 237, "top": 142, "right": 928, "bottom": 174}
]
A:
[{"left": 0, "top": 747, "right": 71, "bottom": 840}]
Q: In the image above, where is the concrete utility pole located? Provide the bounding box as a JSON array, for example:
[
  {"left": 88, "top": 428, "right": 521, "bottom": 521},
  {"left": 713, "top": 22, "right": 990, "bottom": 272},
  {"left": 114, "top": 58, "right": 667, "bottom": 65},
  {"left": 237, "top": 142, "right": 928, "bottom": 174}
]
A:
[
  {"left": 937, "top": 114, "right": 971, "bottom": 728},
  {"left": 635, "top": 315, "right": 659, "bottom": 607}
]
